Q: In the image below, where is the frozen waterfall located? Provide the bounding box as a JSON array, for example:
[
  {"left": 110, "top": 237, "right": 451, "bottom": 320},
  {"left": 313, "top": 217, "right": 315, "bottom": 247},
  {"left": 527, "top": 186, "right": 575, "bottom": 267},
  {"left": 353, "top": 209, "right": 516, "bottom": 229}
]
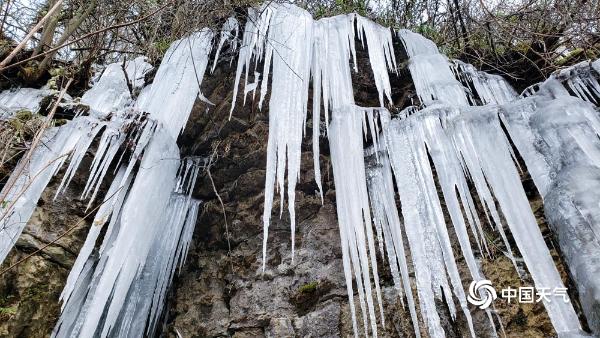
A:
[
  {"left": 230, "top": 3, "right": 598, "bottom": 337},
  {"left": 1, "top": 31, "right": 211, "bottom": 337},
  {"left": 1, "top": 2, "right": 600, "bottom": 337}
]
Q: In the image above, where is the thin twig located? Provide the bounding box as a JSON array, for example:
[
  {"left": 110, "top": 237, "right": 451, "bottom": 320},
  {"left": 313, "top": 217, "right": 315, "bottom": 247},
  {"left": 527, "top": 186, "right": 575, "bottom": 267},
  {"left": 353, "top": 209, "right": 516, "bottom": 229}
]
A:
[
  {"left": 0, "top": 0, "right": 63, "bottom": 68},
  {"left": 206, "top": 141, "right": 233, "bottom": 270},
  {"left": 0, "top": 1, "right": 172, "bottom": 72},
  {"left": 0, "top": 78, "right": 72, "bottom": 210}
]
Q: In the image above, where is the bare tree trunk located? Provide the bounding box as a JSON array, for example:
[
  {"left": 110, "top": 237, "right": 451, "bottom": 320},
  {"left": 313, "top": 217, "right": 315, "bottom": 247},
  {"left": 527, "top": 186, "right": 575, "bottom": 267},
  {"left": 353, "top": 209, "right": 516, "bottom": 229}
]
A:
[
  {"left": 0, "top": 0, "right": 63, "bottom": 69},
  {"left": 447, "top": 0, "right": 461, "bottom": 49},
  {"left": 32, "top": 0, "right": 61, "bottom": 57},
  {"left": 34, "top": 0, "right": 97, "bottom": 79},
  {"left": 0, "top": 0, "right": 12, "bottom": 37},
  {"left": 452, "top": 0, "right": 469, "bottom": 44}
]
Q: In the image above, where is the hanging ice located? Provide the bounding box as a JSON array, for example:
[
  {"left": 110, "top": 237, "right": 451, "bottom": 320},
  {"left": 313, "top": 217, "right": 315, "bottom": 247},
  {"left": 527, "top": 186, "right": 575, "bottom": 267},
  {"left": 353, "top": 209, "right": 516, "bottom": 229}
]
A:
[
  {"left": 501, "top": 92, "right": 600, "bottom": 333},
  {"left": 355, "top": 16, "right": 397, "bottom": 106},
  {"left": 138, "top": 29, "right": 214, "bottom": 136},
  {"left": 398, "top": 29, "right": 469, "bottom": 106},
  {"left": 446, "top": 105, "right": 582, "bottom": 335},
  {"left": 553, "top": 60, "right": 600, "bottom": 103},
  {"left": 329, "top": 106, "right": 387, "bottom": 337},
  {"left": 366, "top": 147, "right": 420, "bottom": 338},
  {"left": 452, "top": 60, "right": 517, "bottom": 104},
  {"left": 3, "top": 4, "right": 600, "bottom": 337},
  {"left": 230, "top": 3, "right": 398, "bottom": 272},
  {"left": 0, "top": 112, "right": 144, "bottom": 264},
  {"left": 81, "top": 57, "right": 152, "bottom": 118},
  {"left": 0, "top": 86, "right": 68, "bottom": 120},
  {"left": 230, "top": 5, "right": 596, "bottom": 337},
  {"left": 52, "top": 130, "right": 201, "bottom": 337},
  {"left": 211, "top": 17, "right": 239, "bottom": 73},
  {"left": 384, "top": 108, "right": 476, "bottom": 338},
  {"left": 53, "top": 31, "right": 211, "bottom": 337}
]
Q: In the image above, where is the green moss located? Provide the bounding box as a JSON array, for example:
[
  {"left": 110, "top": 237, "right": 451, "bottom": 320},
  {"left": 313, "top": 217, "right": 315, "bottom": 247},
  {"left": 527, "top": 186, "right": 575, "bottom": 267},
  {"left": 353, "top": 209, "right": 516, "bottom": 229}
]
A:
[
  {"left": 298, "top": 281, "right": 318, "bottom": 293},
  {"left": 556, "top": 48, "right": 584, "bottom": 66},
  {"left": 23, "top": 283, "right": 47, "bottom": 303},
  {"left": 48, "top": 67, "right": 65, "bottom": 78},
  {"left": 154, "top": 39, "right": 173, "bottom": 56},
  {"left": 52, "top": 118, "right": 68, "bottom": 127},
  {"left": 0, "top": 306, "right": 16, "bottom": 315},
  {"left": 7, "top": 110, "right": 40, "bottom": 142},
  {"left": 15, "top": 109, "right": 33, "bottom": 120}
]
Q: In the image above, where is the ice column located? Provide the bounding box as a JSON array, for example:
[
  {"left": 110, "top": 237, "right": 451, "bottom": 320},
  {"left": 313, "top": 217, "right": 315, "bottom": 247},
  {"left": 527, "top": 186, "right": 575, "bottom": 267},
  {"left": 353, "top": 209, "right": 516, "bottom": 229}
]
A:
[
  {"left": 398, "top": 29, "right": 469, "bottom": 106},
  {"left": 54, "top": 32, "right": 210, "bottom": 337},
  {"left": 329, "top": 106, "right": 387, "bottom": 337},
  {"left": 501, "top": 94, "right": 600, "bottom": 334}
]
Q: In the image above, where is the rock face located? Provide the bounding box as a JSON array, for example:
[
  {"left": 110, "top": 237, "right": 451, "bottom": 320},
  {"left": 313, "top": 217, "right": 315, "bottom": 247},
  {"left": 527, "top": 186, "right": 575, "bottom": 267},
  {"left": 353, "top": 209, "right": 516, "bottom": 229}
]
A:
[
  {"left": 0, "top": 164, "right": 93, "bottom": 337},
  {"left": 161, "top": 50, "right": 581, "bottom": 337},
  {"left": 0, "top": 42, "right": 589, "bottom": 338}
]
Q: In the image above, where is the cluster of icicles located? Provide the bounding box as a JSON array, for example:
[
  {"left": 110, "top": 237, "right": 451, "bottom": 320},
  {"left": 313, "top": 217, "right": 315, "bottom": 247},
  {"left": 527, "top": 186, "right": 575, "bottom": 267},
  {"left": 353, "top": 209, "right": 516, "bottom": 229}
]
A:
[
  {"left": 229, "top": 3, "right": 600, "bottom": 338},
  {"left": 0, "top": 30, "right": 215, "bottom": 336},
  {"left": 1, "top": 2, "right": 600, "bottom": 337}
]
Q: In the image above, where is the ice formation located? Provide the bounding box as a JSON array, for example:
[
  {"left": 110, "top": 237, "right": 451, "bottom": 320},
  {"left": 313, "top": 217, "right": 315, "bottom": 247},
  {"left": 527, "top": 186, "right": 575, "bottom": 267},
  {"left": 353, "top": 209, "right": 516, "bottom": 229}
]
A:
[
  {"left": 398, "top": 29, "right": 470, "bottom": 106},
  {"left": 52, "top": 32, "right": 211, "bottom": 337},
  {"left": 0, "top": 86, "right": 68, "bottom": 120},
  {"left": 329, "top": 106, "right": 387, "bottom": 337},
  {"left": 1, "top": 30, "right": 211, "bottom": 337},
  {"left": 211, "top": 17, "right": 239, "bottom": 73},
  {"left": 81, "top": 56, "right": 152, "bottom": 117},
  {"left": 229, "top": 3, "right": 597, "bottom": 337},
  {"left": 2, "top": 2, "right": 600, "bottom": 337},
  {"left": 366, "top": 144, "right": 420, "bottom": 338},
  {"left": 138, "top": 29, "right": 214, "bottom": 135},
  {"left": 551, "top": 60, "right": 600, "bottom": 103},
  {"left": 230, "top": 3, "right": 397, "bottom": 271},
  {"left": 452, "top": 60, "right": 517, "bottom": 104},
  {"left": 501, "top": 91, "right": 600, "bottom": 334}
]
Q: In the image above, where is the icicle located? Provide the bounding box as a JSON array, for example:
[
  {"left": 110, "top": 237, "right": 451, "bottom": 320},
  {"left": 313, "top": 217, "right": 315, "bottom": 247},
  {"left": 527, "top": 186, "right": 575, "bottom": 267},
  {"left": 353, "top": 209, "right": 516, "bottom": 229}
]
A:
[
  {"left": 448, "top": 105, "right": 582, "bottom": 335},
  {"left": 366, "top": 147, "right": 421, "bottom": 338},
  {"left": 231, "top": 5, "right": 405, "bottom": 270},
  {"left": 452, "top": 60, "right": 517, "bottom": 104},
  {"left": 355, "top": 16, "right": 397, "bottom": 106},
  {"left": 53, "top": 130, "right": 203, "bottom": 338},
  {"left": 329, "top": 106, "right": 386, "bottom": 337},
  {"left": 53, "top": 127, "right": 179, "bottom": 337},
  {"left": 0, "top": 127, "right": 63, "bottom": 263},
  {"left": 228, "top": 4, "right": 315, "bottom": 268},
  {"left": 59, "top": 166, "right": 132, "bottom": 307},
  {"left": 385, "top": 110, "right": 473, "bottom": 338},
  {"left": 523, "top": 59, "right": 600, "bottom": 105},
  {"left": 54, "top": 31, "right": 211, "bottom": 337},
  {"left": 0, "top": 115, "right": 129, "bottom": 263},
  {"left": 81, "top": 63, "right": 134, "bottom": 117},
  {"left": 554, "top": 60, "right": 600, "bottom": 104},
  {"left": 312, "top": 14, "right": 357, "bottom": 122},
  {"left": 230, "top": 6, "right": 273, "bottom": 117},
  {"left": 0, "top": 49, "right": 158, "bottom": 266},
  {"left": 309, "top": 14, "right": 358, "bottom": 205},
  {"left": 398, "top": 29, "right": 469, "bottom": 106},
  {"left": 139, "top": 29, "right": 214, "bottom": 136},
  {"left": 211, "top": 17, "right": 239, "bottom": 73},
  {"left": 501, "top": 94, "right": 600, "bottom": 334}
]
